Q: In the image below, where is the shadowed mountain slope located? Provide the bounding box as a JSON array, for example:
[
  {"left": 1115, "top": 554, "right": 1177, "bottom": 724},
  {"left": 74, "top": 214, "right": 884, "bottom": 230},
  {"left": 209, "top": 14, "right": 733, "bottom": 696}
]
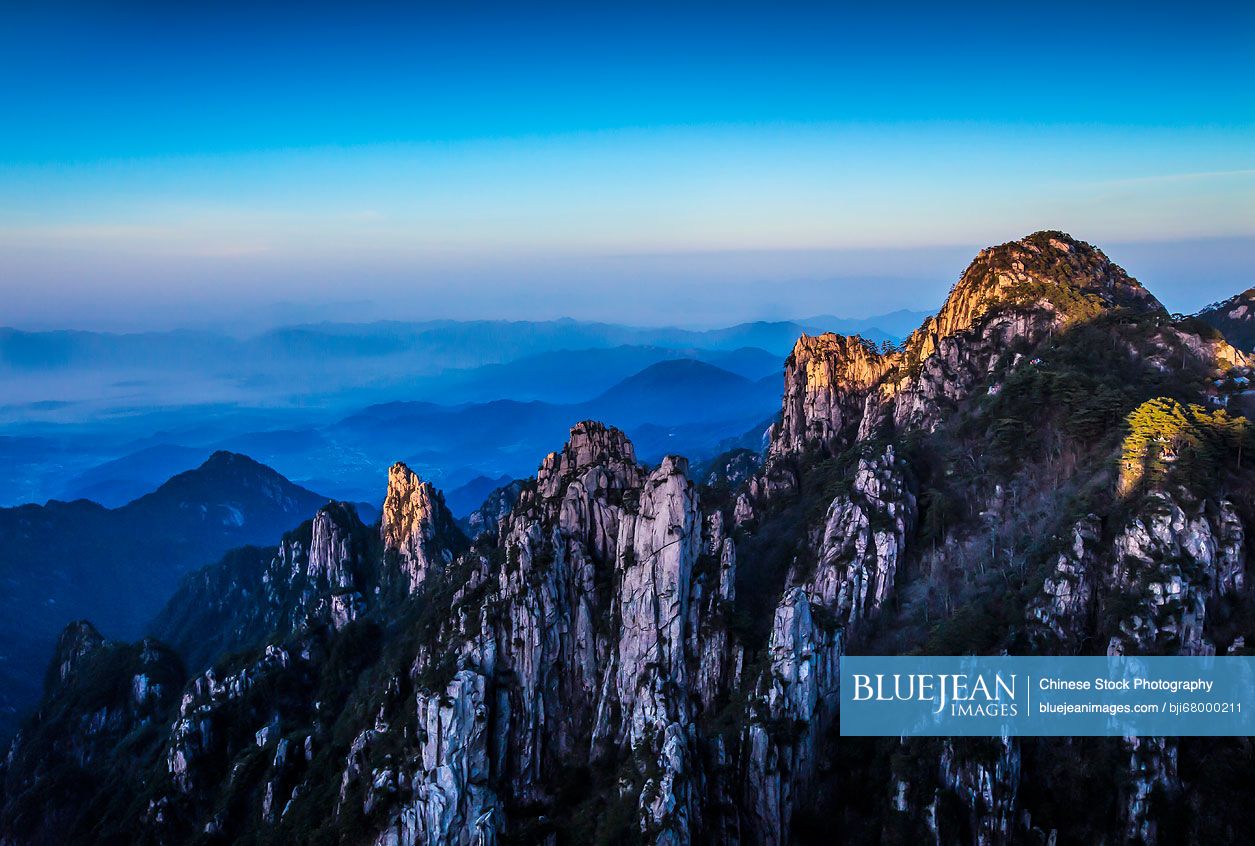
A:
[{"left": 0, "top": 452, "right": 327, "bottom": 738}]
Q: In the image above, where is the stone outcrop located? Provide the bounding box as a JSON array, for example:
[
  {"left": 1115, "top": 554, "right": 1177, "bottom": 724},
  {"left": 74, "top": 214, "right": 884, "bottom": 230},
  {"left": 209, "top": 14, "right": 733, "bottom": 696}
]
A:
[
  {"left": 373, "top": 671, "right": 500, "bottom": 846},
  {"left": 1027, "top": 514, "right": 1103, "bottom": 646},
  {"left": 463, "top": 479, "right": 525, "bottom": 539},
  {"left": 742, "top": 588, "right": 841, "bottom": 846},
  {"left": 536, "top": 419, "right": 643, "bottom": 500},
  {"left": 48, "top": 619, "right": 105, "bottom": 688},
  {"left": 607, "top": 456, "right": 702, "bottom": 844},
  {"left": 382, "top": 463, "right": 462, "bottom": 593},
  {"left": 609, "top": 456, "right": 700, "bottom": 737},
  {"left": 165, "top": 643, "right": 295, "bottom": 796},
  {"left": 347, "top": 424, "right": 714, "bottom": 845},
  {"left": 806, "top": 445, "right": 915, "bottom": 632},
  {"left": 0, "top": 627, "right": 184, "bottom": 844},
  {"left": 937, "top": 738, "right": 1021, "bottom": 846},
  {"left": 771, "top": 334, "right": 893, "bottom": 458},
  {"left": 151, "top": 501, "right": 375, "bottom": 671},
  {"left": 1106, "top": 491, "right": 1245, "bottom": 657},
  {"left": 700, "top": 448, "right": 762, "bottom": 491}
]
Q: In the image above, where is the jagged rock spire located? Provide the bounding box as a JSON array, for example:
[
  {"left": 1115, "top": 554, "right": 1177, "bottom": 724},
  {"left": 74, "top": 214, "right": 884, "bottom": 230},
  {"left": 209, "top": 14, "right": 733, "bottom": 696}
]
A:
[
  {"left": 771, "top": 334, "right": 892, "bottom": 457},
  {"left": 48, "top": 619, "right": 105, "bottom": 689},
  {"left": 537, "top": 420, "right": 640, "bottom": 497},
  {"left": 613, "top": 454, "right": 701, "bottom": 722},
  {"left": 924, "top": 230, "right": 1162, "bottom": 342},
  {"left": 380, "top": 463, "right": 461, "bottom": 593}
]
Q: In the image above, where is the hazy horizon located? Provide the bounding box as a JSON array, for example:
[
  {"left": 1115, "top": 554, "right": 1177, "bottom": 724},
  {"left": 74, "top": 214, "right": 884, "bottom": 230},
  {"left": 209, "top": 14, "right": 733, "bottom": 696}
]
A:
[{"left": 4, "top": 234, "right": 1252, "bottom": 334}]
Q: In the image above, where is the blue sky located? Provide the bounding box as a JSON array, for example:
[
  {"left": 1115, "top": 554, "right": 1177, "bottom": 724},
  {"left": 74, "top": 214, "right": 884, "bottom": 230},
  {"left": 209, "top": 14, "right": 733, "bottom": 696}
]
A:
[{"left": 1, "top": 1, "right": 1252, "bottom": 328}]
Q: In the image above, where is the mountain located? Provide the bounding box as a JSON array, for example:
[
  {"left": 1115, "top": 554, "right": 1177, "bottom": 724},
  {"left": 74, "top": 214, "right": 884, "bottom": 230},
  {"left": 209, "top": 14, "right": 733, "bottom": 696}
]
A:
[
  {"left": 6, "top": 233, "right": 1255, "bottom": 845},
  {"left": 54, "top": 444, "right": 213, "bottom": 507},
  {"left": 442, "top": 473, "right": 514, "bottom": 518},
  {"left": 304, "top": 359, "right": 780, "bottom": 499},
  {"left": 702, "top": 346, "right": 782, "bottom": 380},
  {"left": 402, "top": 344, "right": 783, "bottom": 405},
  {"left": 0, "top": 452, "right": 327, "bottom": 738},
  {"left": 1196, "top": 287, "right": 1255, "bottom": 352},
  {"left": 0, "top": 315, "right": 844, "bottom": 389},
  {"left": 584, "top": 359, "right": 777, "bottom": 426},
  {"left": 0, "top": 328, "right": 788, "bottom": 508},
  {"left": 0, "top": 316, "right": 825, "bottom": 435}
]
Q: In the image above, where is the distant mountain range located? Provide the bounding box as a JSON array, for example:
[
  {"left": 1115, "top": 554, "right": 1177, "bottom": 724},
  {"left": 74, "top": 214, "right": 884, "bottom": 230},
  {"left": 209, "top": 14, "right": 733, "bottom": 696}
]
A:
[
  {"left": 0, "top": 452, "right": 329, "bottom": 737},
  {"left": 309, "top": 359, "right": 780, "bottom": 501},
  {"left": 0, "top": 313, "right": 923, "bottom": 430},
  {"left": 800, "top": 308, "right": 931, "bottom": 340},
  {"left": 0, "top": 313, "right": 925, "bottom": 509},
  {"left": 0, "top": 312, "right": 926, "bottom": 376},
  {"left": 10, "top": 357, "right": 780, "bottom": 511}
]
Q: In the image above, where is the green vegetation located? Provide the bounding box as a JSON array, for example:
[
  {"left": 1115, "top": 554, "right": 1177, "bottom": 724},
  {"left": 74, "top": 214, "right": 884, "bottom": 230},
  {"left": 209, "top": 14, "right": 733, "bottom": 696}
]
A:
[
  {"left": 1120, "top": 397, "right": 1250, "bottom": 495},
  {"left": 0, "top": 639, "right": 185, "bottom": 845},
  {"left": 964, "top": 311, "right": 1191, "bottom": 476}
]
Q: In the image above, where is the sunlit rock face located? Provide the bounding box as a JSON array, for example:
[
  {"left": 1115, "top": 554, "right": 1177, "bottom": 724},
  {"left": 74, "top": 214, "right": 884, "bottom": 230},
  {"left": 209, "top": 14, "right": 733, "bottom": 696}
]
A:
[
  {"left": 762, "top": 231, "right": 1166, "bottom": 488},
  {"left": 889, "top": 232, "right": 1164, "bottom": 433},
  {"left": 381, "top": 462, "right": 461, "bottom": 593},
  {"left": 771, "top": 333, "right": 893, "bottom": 458},
  {"left": 920, "top": 231, "right": 1159, "bottom": 345}
]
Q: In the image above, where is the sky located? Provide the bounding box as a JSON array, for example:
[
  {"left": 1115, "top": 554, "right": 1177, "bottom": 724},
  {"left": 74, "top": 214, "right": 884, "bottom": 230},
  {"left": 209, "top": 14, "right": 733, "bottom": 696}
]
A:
[{"left": 1, "top": 0, "right": 1253, "bottom": 330}]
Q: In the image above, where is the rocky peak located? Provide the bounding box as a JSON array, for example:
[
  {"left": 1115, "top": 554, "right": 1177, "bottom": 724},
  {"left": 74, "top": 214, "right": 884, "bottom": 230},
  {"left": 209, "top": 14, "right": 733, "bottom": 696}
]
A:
[
  {"left": 925, "top": 230, "right": 1162, "bottom": 342},
  {"left": 877, "top": 232, "right": 1171, "bottom": 435},
  {"left": 47, "top": 619, "right": 105, "bottom": 689},
  {"left": 771, "top": 333, "right": 893, "bottom": 457},
  {"left": 380, "top": 463, "right": 462, "bottom": 593},
  {"left": 808, "top": 444, "right": 916, "bottom": 632},
  {"left": 201, "top": 450, "right": 256, "bottom": 471},
  {"left": 887, "top": 231, "right": 1162, "bottom": 402},
  {"left": 767, "top": 232, "right": 1166, "bottom": 460},
  {"left": 614, "top": 454, "right": 700, "bottom": 712},
  {"left": 307, "top": 502, "right": 365, "bottom": 592},
  {"left": 506, "top": 421, "right": 646, "bottom": 567},
  {"left": 537, "top": 420, "right": 641, "bottom": 498}
]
